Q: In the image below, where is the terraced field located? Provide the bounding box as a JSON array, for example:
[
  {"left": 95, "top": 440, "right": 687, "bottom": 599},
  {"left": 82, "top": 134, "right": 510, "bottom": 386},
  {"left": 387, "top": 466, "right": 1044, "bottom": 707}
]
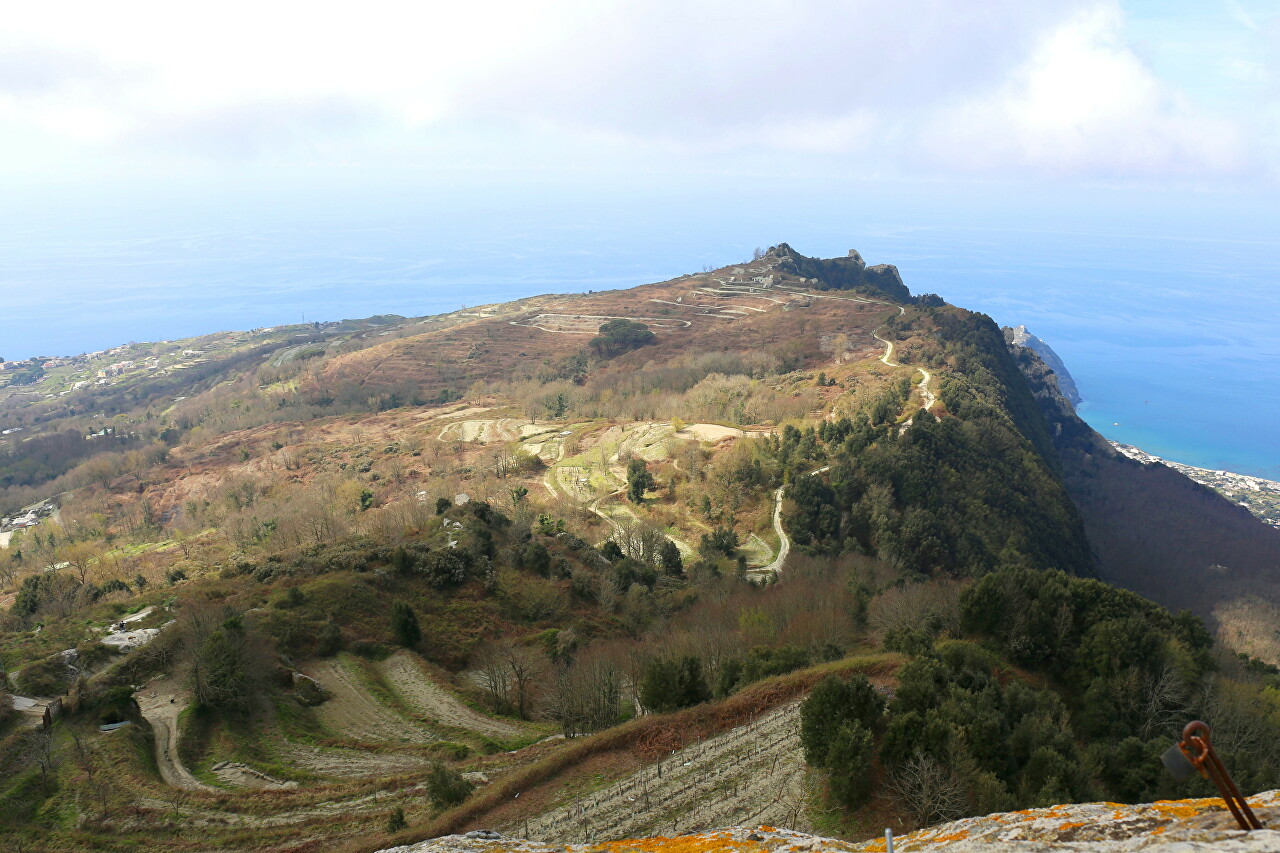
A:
[
  {"left": 299, "top": 656, "right": 432, "bottom": 744},
  {"left": 507, "top": 702, "right": 810, "bottom": 842},
  {"left": 509, "top": 314, "right": 693, "bottom": 335},
  {"left": 378, "top": 651, "right": 527, "bottom": 740},
  {"left": 281, "top": 743, "right": 433, "bottom": 779}
]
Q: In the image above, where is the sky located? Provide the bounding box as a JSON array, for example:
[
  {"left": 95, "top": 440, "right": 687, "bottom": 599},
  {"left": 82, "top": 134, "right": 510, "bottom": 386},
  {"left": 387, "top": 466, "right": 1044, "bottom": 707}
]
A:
[
  {"left": 0, "top": 1, "right": 1278, "bottom": 477},
  {"left": 0, "top": 0, "right": 1275, "bottom": 193}
]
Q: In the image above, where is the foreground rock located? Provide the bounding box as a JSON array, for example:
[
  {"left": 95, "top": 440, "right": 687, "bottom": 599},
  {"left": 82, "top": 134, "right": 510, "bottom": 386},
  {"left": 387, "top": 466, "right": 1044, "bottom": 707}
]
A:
[{"left": 384, "top": 791, "right": 1280, "bottom": 852}]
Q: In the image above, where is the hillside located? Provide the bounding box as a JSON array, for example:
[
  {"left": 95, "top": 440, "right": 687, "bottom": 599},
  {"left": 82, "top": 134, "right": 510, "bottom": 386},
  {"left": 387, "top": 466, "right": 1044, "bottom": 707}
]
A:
[
  {"left": 1005, "top": 337, "right": 1280, "bottom": 663},
  {"left": 1, "top": 245, "right": 1278, "bottom": 853}
]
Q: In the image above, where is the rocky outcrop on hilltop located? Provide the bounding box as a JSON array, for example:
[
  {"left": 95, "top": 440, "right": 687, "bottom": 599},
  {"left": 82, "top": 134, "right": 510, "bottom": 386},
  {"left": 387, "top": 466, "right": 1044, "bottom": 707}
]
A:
[
  {"left": 769, "top": 243, "right": 912, "bottom": 302},
  {"left": 384, "top": 791, "right": 1279, "bottom": 853}
]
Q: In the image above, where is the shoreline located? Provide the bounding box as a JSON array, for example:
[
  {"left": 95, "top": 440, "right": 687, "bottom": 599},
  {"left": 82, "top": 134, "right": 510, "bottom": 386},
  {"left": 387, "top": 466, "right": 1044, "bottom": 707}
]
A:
[{"left": 1110, "top": 441, "right": 1280, "bottom": 529}]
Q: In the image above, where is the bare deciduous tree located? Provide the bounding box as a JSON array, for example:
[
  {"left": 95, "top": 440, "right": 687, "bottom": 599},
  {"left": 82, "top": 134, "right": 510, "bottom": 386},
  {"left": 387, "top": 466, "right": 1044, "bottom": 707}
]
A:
[
  {"left": 476, "top": 639, "right": 546, "bottom": 720},
  {"left": 19, "top": 726, "right": 57, "bottom": 782},
  {"left": 868, "top": 580, "right": 962, "bottom": 637},
  {"left": 57, "top": 540, "right": 101, "bottom": 586},
  {"left": 886, "top": 755, "right": 967, "bottom": 828},
  {"left": 546, "top": 649, "right": 625, "bottom": 737},
  {"left": 612, "top": 519, "right": 668, "bottom": 567}
]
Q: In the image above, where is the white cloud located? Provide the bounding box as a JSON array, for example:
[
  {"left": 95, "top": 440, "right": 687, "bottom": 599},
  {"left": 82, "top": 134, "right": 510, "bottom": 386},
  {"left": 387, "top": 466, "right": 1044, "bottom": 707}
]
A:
[
  {"left": 0, "top": 0, "right": 1266, "bottom": 183},
  {"left": 926, "top": 5, "right": 1246, "bottom": 177},
  {"left": 456, "top": 1, "right": 1081, "bottom": 144}
]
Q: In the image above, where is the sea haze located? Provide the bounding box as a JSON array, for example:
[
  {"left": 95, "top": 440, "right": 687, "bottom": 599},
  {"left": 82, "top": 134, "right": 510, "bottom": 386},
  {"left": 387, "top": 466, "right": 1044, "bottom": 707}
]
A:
[{"left": 0, "top": 187, "right": 1275, "bottom": 480}]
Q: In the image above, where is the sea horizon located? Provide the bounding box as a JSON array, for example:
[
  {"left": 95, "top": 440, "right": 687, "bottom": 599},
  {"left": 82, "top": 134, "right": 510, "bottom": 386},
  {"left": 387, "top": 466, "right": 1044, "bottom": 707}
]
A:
[{"left": 2, "top": 190, "right": 1276, "bottom": 481}]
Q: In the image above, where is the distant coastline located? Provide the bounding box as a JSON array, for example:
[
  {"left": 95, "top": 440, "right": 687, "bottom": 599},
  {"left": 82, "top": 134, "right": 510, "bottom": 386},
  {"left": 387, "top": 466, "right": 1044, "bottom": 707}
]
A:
[{"left": 1110, "top": 441, "right": 1280, "bottom": 529}]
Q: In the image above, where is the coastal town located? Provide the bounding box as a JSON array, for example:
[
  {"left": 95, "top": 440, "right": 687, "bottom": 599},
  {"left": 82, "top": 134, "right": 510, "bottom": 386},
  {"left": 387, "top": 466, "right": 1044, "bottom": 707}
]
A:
[
  {"left": 1112, "top": 441, "right": 1280, "bottom": 529},
  {"left": 0, "top": 335, "right": 256, "bottom": 394}
]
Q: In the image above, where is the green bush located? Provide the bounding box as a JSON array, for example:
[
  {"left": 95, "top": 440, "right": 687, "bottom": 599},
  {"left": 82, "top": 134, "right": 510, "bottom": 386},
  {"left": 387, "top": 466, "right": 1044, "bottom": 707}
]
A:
[
  {"left": 350, "top": 641, "right": 391, "bottom": 661},
  {"left": 14, "top": 653, "right": 70, "bottom": 697},
  {"left": 317, "top": 619, "right": 343, "bottom": 657},
  {"left": 741, "top": 644, "right": 809, "bottom": 683},
  {"left": 639, "top": 656, "right": 710, "bottom": 714},
  {"left": 800, "top": 674, "right": 884, "bottom": 768},
  {"left": 426, "top": 760, "right": 473, "bottom": 808},
  {"left": 430, "top": 741, "right": 471, "bottom": 761}
]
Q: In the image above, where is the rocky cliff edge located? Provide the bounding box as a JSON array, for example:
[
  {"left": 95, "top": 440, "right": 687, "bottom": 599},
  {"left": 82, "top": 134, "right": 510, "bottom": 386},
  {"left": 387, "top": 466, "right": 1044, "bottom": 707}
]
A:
[{"left": 383, "top": 791, "right": 1280, "bottom": 852}]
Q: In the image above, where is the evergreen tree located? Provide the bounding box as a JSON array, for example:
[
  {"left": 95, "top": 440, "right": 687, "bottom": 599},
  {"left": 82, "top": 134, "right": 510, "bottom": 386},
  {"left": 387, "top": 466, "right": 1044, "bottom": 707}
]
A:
[
  {"left": 426, "top": 761, "right": 472, "bottom": 807},
  {"left": 659, "top": 539, "right": 684, "bottom": 575},
  {"left": 626, "top": 458, "right": 655, "bottom": 503},
  {"left": 639, "top": 655, "right": 710, "bottom": 713},
  {"left": 827, "top": 721, "right": 875, "bottom": 806},
  {"left": 800, "top": 674, "right": 884, "bottom": 768},
  {"left": 391, "top": 601, "right": 421, "bottom": 649}
]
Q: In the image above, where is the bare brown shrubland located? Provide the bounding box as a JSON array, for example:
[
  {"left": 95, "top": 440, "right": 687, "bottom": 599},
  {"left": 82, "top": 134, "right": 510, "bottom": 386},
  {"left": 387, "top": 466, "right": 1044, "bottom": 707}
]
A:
[{"left": 482, "top": 350, "right": 817, "bottom": 426}]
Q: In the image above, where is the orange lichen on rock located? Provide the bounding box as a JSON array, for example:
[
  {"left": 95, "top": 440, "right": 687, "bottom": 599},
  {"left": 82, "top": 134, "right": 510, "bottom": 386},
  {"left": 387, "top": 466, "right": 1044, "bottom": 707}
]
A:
[
  {"left": 393, "top": 791, "right": 1280, "bottom": 853},
  {"left": 926, "top": 830, "right": 971, "bottom": 844},
  {"left": 599, "top": 835, "right": 757, "bottom": 845},
  {"left": 599, "top": 833, "right": 762, "bottom": 853},
  {"left": 1150, "top": 800, "right": 1208, "bottom": 819}
]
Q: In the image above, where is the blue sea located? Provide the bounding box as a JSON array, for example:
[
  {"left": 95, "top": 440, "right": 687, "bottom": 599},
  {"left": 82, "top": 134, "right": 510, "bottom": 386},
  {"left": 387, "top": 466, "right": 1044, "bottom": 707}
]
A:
[{"left": 0, "top": 181, "right": 1276, "bottom": 479}]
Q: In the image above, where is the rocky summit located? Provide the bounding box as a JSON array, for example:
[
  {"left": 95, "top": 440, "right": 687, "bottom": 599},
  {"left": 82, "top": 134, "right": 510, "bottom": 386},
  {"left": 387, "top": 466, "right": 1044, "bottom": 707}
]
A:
[{"left": 387, "top": 791, "right": 1280, "bottom": 852}]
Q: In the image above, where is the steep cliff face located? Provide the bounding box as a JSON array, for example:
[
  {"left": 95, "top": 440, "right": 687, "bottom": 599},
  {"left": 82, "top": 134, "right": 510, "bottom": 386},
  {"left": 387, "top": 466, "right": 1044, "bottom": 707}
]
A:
[
  {"left": 385, "top": 791, "right": 1280, "bottom": 852},
  {"left": 1004, "top": 325, "right": 1082, "bottom": 407}
]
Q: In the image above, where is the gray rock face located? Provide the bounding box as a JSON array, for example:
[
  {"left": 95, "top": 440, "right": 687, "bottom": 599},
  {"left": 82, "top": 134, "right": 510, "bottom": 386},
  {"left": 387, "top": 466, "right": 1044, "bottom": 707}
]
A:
[
  {"left": 379, "top": 791, "right": 1280, "bottom": 852},
  {"left": 291, "top": 672, "right": 329, "bottom": 706},
  {"left": 1005, "top": 324, "right": 1082, "bottom": 407},
  {"left": 865, "top": 263, "right": 903, "bottom": 289}
]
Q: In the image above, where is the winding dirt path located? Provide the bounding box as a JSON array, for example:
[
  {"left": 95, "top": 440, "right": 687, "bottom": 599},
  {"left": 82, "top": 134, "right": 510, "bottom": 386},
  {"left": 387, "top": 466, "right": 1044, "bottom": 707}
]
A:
[
  {"left": 135, "top": 677, "right": 212, "bottom": 790},
  {"left": 918, "top": 366, "right": 936, "bottom": 409},
  {"left": 755, "top": 486, "right": 790, "bottom": 577},
  {"left": 753, "top": 466, "right": 830, "bottom": 578},
  {"left": 874, "top": 324, "right": 934, "bottom": 412}
]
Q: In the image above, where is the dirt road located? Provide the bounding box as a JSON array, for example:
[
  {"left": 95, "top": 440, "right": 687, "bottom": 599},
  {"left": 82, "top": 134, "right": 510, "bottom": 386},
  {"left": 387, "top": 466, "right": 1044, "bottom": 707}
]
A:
[
  {"left": 874, "top": 326, "right": 934, "bottom": 411},
  {"left": 754, "top": 466, "right": 829, "bottom": 578},
  {"left": 755, "top": 485, "right": 790, "bottom": 576},
  {"left": 135, "top": 677, "right": 212, "bottom": 790}
]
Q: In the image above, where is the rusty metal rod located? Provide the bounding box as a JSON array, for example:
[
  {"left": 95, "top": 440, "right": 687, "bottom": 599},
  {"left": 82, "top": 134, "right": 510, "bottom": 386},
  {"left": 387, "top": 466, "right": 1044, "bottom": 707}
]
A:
[{"left": 1179, "top": 720, "right": 1263, "bottom": 831}]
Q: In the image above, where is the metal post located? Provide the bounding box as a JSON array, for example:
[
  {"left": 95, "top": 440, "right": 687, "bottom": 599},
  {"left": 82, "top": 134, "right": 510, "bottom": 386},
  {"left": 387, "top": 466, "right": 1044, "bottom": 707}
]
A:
[
  {"left": 1163, "top": 721, "right": 1264, "bottom": 831},
  {"left": 885, "top": 828, "right": 894, "bottom": 853}
]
